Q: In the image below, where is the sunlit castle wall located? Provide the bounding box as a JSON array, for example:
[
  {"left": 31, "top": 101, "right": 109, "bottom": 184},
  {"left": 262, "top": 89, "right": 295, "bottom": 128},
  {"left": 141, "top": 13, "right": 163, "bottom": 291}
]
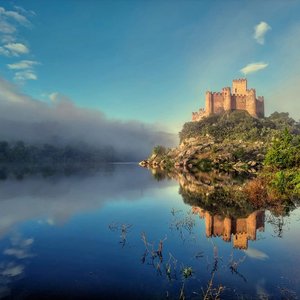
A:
[
  {"left": 232, "top": 79, "right": 247, "bottom": 95},
  {"left": 192, "top": 79, "right": 265, "bottom": 121}
]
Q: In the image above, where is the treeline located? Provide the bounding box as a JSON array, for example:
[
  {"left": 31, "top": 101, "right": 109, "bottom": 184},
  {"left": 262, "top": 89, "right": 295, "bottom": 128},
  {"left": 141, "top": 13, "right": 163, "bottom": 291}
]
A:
[
  {"left": 0, "top": 141, "right": 119, "bottom": 163},
  {"left": 179, "top": 111, "right": 300, "bottom": 142}
]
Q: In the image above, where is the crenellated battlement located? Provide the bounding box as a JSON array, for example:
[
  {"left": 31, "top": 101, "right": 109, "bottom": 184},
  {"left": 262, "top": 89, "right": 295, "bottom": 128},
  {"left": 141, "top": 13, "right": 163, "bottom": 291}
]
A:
[
  {"left": 192, "top": 79, "right": 265, "bottom": 121},
  {"left": 192, "top": 108, "right": 207, "bottom": 121}
]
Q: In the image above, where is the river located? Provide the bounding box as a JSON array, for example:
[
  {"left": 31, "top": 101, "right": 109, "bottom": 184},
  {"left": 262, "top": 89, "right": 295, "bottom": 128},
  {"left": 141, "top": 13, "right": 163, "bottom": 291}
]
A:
[{"left": 0, "top": 163, "right": 299, "bottom": 299}]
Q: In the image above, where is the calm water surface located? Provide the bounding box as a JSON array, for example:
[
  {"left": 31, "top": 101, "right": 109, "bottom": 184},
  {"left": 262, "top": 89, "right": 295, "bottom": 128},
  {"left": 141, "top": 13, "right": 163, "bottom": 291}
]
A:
[{"left": 0, "top": 164, "right": 299, "bottom": 299}]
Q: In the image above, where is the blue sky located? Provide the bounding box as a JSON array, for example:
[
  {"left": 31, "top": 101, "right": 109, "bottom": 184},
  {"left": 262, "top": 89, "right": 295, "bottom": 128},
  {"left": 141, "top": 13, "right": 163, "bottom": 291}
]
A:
[{"left": 0, "top": 0, "right": 300, "bottom": 132}]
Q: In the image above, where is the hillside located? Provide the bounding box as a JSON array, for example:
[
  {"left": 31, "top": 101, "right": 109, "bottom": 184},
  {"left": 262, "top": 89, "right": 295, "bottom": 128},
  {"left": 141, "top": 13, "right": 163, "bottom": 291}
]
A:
[
  {"left": 141, "top": 110, "right": 300, "bottom": 204},
  {"left": 141, "top": 111, "right": 300, "bottom": 174}
]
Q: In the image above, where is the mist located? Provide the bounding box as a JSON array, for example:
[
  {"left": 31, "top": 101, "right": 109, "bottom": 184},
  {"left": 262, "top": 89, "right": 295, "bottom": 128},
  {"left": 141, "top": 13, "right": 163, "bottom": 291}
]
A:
[
  {"left": 0, "top": 164, "right": 176, "bottom": 237},
  {"left": 0, "top": 77, "right": 177, "bottom": 161}
]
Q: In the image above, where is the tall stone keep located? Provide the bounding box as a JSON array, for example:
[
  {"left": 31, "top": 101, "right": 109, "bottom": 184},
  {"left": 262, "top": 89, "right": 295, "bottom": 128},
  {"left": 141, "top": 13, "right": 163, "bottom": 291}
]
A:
[{"left": 192, "top": 79, "right": 265, "bottom": 121}]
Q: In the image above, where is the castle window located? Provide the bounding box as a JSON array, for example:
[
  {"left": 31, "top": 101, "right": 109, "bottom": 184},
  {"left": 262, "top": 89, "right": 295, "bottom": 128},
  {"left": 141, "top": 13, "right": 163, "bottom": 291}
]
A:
[{"left": 235, "top": 88, "right": 237, "bottom": 93}]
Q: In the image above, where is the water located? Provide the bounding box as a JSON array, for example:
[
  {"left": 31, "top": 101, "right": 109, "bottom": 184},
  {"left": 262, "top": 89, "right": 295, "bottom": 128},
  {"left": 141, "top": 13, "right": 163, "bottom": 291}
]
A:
[{"left": 0, "top": 164, "right": 299, "bottom": 299}]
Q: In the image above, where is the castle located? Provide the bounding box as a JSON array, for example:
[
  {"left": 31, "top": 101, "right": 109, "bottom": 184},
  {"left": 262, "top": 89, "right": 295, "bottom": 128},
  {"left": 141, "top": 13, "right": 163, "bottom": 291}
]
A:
[
  {"left": 192, "top": 207, "right": 265, "bottom": 250},
  {"left": 192, "top": 79, "right": 265, "bottom": 121}
]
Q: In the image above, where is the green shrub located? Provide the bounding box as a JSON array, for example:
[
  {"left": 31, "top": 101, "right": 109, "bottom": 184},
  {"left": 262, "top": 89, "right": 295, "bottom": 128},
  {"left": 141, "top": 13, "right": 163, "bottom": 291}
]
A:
[
  {"left": 270, "top": 170, "right": 300, "bottom": 197},
  {"left": 264, "top": 129, "right": 300, "bottom": 169}
]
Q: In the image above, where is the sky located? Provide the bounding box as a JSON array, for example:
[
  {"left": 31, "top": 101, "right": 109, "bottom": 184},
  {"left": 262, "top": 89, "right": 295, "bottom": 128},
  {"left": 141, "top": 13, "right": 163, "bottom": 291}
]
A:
[{"left": 0, "top": 0, "right": 300, "bottom": 134}]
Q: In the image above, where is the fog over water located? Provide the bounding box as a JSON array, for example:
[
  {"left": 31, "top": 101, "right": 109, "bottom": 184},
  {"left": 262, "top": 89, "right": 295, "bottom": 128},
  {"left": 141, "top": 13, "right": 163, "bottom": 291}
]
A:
[
  {"left": 0, "top": 165, "right": 175, "bottom": 238},
  {"left": 0, "top": 78, "right": 177, "bottom": 161}
]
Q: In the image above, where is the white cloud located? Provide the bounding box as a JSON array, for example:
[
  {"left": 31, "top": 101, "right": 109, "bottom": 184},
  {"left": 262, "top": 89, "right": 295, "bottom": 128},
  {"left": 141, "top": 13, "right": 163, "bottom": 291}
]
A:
[
  {"left": 14, "top": 70, "right": 37, "bottom": 81},
  {"left": 254, "top": 21, "right": 271, "bottom": 45},
  {"left": 4, "top": 42, "right": 29, "bottom": 56},
  {"left": 13, "top": 6, "right": 36, "bottom": 17},
  {"left": 0, "top": 6, "right": 31, "bottom": 27},
  {"left": 240, "top": 62, "right": 268, "bottom": 75},
  {"left": 1, "top": 34, "right": 16, "bottom": 43},
  {"left": 0, "top": 46, "right": 10, "bottom": 56},
  {"left": 0, "top": 78, "right": 32, "bottom": 103},
  {"left": 0, "top": 19, "right": 16, "bottom": 34},
  {"left": 0, "top": 7, "right": 37, "bottom": 83},
  {"left": 7, "top": 60, "right": 39, "bottom": 70},
  {"left": 4, "top": 11, "right": 30, "bottom": 27}
]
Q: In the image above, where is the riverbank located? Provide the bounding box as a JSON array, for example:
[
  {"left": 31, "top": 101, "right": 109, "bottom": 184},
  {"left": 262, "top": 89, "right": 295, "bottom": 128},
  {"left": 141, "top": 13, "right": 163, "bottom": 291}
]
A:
[{"left": 140, "top": 111, "right": 300, "bottom": 203}]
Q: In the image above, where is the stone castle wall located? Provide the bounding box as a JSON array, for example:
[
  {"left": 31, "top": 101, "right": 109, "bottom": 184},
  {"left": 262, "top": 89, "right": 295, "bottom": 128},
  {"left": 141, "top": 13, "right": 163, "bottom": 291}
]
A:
[
  {"left": 211, "top": 93, "right": 224, "bottom": 114},
  {"left": 192, "top": 79, "right": 265, "bottom": 121},
  {"left": 232, "top": 94, "right": 247, "bottom": 110}
]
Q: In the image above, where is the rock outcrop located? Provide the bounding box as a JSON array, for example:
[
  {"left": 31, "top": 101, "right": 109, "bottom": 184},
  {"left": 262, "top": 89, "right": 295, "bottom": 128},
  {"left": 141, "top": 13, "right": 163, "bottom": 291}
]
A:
[{"left": 140, "top": 135, "right": 266, "bottom": 175}]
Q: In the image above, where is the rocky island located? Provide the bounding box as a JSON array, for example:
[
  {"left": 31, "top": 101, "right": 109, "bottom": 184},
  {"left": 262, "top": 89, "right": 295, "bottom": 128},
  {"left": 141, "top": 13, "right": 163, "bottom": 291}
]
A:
[{"left": 140, "top": 79, "right": 300, "bottom": 205}]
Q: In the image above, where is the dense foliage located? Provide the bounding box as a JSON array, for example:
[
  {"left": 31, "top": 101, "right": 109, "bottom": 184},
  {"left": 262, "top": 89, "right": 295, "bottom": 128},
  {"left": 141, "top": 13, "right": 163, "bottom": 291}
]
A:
[
  {"left": 264, "top": 129, "right": 300, "bottom": 198},
  {"left": 264, "top": 129, "right": 300, "bottom": 169},
  {"left": 179, "top": 111, "right": 300, "bottom": 143}
]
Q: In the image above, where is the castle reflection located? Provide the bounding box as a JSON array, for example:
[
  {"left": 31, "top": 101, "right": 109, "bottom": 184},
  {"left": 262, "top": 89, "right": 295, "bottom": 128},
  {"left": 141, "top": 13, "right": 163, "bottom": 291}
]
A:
[{"left": 192, "top": 207, "right": 265, "bottom": 249}]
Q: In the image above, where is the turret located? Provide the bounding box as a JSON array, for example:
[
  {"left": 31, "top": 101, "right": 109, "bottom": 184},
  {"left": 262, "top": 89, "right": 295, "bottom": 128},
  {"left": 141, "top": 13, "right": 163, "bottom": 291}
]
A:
[
  {"left": 205, "top": 91, "right": 213, "bottom": 115},
  {"left": 222, "top": 87, "right": 231, "bottom": 111},
  {"left": 232, "top": 79, "right": 247, "bottom": 95}
]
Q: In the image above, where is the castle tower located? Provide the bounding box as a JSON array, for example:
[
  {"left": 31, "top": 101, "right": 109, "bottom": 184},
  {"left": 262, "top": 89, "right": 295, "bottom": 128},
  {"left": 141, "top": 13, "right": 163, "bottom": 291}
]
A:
[
  {"left": 222, "top": 87, "right": 231, "bottom": 111},
  {"left": 205, "top": 91, "right": 213, "bottom": 115},
  {"left": 232, "top": 79, "right": 247, "bottom": 95},
  {"left": 246, "top": 89, "right": 257, "bottom": 117}
]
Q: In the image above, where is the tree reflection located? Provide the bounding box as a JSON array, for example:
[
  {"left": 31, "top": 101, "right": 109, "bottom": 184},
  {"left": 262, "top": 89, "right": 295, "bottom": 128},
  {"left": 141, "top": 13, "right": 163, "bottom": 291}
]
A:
[{"left": 148, "top": 167, "right": 299, "bottom": 246}]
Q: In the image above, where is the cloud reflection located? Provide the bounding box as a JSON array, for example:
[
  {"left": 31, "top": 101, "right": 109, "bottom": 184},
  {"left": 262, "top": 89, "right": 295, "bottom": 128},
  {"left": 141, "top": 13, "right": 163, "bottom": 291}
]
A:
[
  {"left": 0, "top": 165, "right": 175, "bottom": 238},
  {"left": 244, "top": 248, "right": 269, "bottom": 260}
]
